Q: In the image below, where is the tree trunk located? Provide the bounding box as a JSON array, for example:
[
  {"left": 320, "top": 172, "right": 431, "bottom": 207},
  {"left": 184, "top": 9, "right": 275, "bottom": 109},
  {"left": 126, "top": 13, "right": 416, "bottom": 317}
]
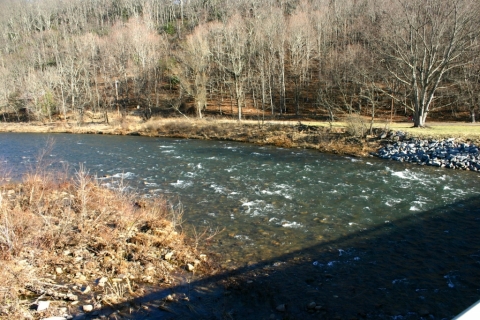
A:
[
  {"left": 294, "top": 78, "right": 300, "bottom": 116},
  {"left": 234, "top": 76, "right": 242, "bottom": 121},
  {"left": 196, "top": 101, "right": 203, "bottom": 119},
  {"left": 413, "top": 109, "right": 427, "bottom": 127},
  {"left": 369, "top": 102, "right": 375, "bottom": 136},
  {"left": 60, "top": 85, "right": 67, "bottom": 121}
]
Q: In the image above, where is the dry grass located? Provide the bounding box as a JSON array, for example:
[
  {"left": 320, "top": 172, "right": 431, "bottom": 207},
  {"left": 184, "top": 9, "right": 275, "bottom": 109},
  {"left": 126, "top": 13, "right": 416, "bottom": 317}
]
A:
[
  {"left": 3, "top": 113, "right": 480, "bottom": 158},
  {"left": 2, "top": 115, "right": 478, "bottom": 317},
  {"left": 345, "top": 114, "right": 368, "bottom": 138},
  {"left": 0, "top": 159, "right": 206, "bottom": 318}
]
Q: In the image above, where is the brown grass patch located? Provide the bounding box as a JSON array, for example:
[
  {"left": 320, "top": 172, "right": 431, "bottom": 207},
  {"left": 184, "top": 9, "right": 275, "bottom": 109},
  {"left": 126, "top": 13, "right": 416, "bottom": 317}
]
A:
[{"left": 0, "top": 161, "right": 209, "bottom": 318}]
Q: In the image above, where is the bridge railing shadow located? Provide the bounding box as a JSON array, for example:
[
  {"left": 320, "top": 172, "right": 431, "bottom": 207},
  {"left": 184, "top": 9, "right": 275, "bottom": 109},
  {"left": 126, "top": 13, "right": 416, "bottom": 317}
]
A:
[{"left": 84, "top": 195, "right": 480, "bottom": 319}]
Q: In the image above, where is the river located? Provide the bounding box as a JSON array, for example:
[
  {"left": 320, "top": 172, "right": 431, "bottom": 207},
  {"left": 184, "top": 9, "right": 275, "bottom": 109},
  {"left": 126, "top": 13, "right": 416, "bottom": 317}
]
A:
[{"left": 1, "top": 132, "right": 479, "bottom": 319}]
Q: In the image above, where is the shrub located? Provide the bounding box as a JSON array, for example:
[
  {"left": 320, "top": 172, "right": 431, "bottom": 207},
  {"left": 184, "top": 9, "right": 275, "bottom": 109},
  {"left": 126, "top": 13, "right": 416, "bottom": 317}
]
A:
[
  {"left": 163, "top": 22, "right": 176, "bottom": 35},
  {"left": 345, "top": 114, "right": 368, "bottom": 138}
]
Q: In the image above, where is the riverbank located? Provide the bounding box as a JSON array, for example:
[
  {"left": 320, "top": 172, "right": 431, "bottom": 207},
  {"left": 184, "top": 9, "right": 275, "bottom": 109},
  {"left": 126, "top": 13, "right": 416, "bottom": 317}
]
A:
[
  {"left": 2, "top": 119, "right": 480, "bottom": 319},
  {"left": 2, "top": 115, "right": 480, "bottom": 159},
  {"left": 0, "top": 115, "right": 382, "bottom": 158},
  {"left": 0, "top": 163, "right": 213, "bottom": 319}
]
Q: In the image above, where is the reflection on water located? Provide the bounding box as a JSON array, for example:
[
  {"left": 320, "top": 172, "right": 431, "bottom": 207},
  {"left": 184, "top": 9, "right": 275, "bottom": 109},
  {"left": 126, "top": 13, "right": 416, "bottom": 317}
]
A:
[{"left": 1, "top": 133, "right": 480, "bottom": 318}]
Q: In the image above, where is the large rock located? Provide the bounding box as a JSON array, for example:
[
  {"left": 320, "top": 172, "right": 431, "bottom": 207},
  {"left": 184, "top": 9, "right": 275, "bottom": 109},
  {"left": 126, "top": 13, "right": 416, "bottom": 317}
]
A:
[
  {"left": 36, "top": 300, "right": 50, "bottom": 311},
  {"left": 82, "top": 305, "right": 93, "bottom": 312}
]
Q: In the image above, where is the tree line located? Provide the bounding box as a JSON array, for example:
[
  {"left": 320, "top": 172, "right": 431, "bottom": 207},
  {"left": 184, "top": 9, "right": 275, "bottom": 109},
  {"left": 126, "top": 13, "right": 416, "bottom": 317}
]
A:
[{"left": 0, "top": 0, "right": 479, "bottom": 127}]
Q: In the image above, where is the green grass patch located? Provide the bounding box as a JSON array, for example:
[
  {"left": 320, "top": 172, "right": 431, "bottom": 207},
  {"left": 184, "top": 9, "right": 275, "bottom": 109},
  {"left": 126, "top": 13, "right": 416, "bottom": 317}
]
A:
[{"left": 380, "top": 122, "right": 480, "bottom": 142}]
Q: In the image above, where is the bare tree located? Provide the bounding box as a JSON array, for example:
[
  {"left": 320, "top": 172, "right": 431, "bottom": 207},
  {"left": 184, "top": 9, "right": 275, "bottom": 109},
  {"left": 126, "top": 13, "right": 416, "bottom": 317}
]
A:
[
  {"left": 252, "top": 7, "right": 286, "bottom": 116},
  {"left": 287, "top": 10, "right": 313, "bottom": 116},
  {"left": 173, "top": 24, "right": 211, "bottom": 118},
  {"left": 457, "top": 56, "right": 480, "bottom": 123},
  {"left": 378, "top": 0, "right": 479, "bottom": 127},
  {"left": 210, "top": 14, "right": 249, "bottom": 120}
]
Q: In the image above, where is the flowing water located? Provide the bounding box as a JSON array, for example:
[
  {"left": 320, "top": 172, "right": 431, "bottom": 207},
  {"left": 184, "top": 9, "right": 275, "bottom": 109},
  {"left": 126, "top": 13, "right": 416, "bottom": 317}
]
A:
[{"left": 1, "top": 132, "right": 480, "bottom": 319}]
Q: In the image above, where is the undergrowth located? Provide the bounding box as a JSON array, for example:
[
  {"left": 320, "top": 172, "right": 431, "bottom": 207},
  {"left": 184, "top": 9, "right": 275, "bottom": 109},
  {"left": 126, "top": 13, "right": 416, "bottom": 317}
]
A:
[{"left": 0, "top": 160, "right": 207, "bottom": 318}]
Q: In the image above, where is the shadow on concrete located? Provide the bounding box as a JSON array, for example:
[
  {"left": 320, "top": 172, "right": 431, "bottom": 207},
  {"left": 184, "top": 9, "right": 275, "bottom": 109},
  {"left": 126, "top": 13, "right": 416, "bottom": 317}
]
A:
[{"left": 81, "top": 195, "right": 480, "bottom": 319}]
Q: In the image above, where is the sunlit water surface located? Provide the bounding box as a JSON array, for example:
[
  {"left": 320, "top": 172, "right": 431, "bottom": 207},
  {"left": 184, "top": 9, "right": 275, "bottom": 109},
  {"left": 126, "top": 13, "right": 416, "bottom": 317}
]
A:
[{"left": 1, "top": 133, "right": 479, "bottom": 318}]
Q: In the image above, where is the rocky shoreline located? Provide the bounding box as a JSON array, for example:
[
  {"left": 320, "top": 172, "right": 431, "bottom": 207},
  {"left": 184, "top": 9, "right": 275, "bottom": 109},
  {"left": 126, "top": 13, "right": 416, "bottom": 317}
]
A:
[
  {"left": 374, "top": 131, "right": 480, "bottom": 172},
  {"left": 2, "top": 122, "right": 480, "bottom": 319},
  {"left": 2, "top": 119, "right": 480, "bottom": 172}
]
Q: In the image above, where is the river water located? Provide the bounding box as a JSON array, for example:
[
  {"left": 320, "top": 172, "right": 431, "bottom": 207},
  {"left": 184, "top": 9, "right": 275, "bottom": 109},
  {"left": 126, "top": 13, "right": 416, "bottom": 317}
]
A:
[{"left": 1, "top": 132, "right": 480, "bottom": 319}]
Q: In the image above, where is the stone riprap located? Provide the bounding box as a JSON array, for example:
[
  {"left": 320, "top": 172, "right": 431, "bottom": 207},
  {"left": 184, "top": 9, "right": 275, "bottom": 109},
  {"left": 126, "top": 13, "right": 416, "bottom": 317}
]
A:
[{"left": 374, "top": 133, "right": 480, "bottom": 171}]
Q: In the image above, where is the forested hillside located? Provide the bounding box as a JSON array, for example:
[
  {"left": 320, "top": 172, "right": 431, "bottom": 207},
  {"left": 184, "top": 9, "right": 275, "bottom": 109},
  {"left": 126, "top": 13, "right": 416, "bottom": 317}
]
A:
[{"left": 0, "top": 0, "right": 479, "bottom": 126}]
